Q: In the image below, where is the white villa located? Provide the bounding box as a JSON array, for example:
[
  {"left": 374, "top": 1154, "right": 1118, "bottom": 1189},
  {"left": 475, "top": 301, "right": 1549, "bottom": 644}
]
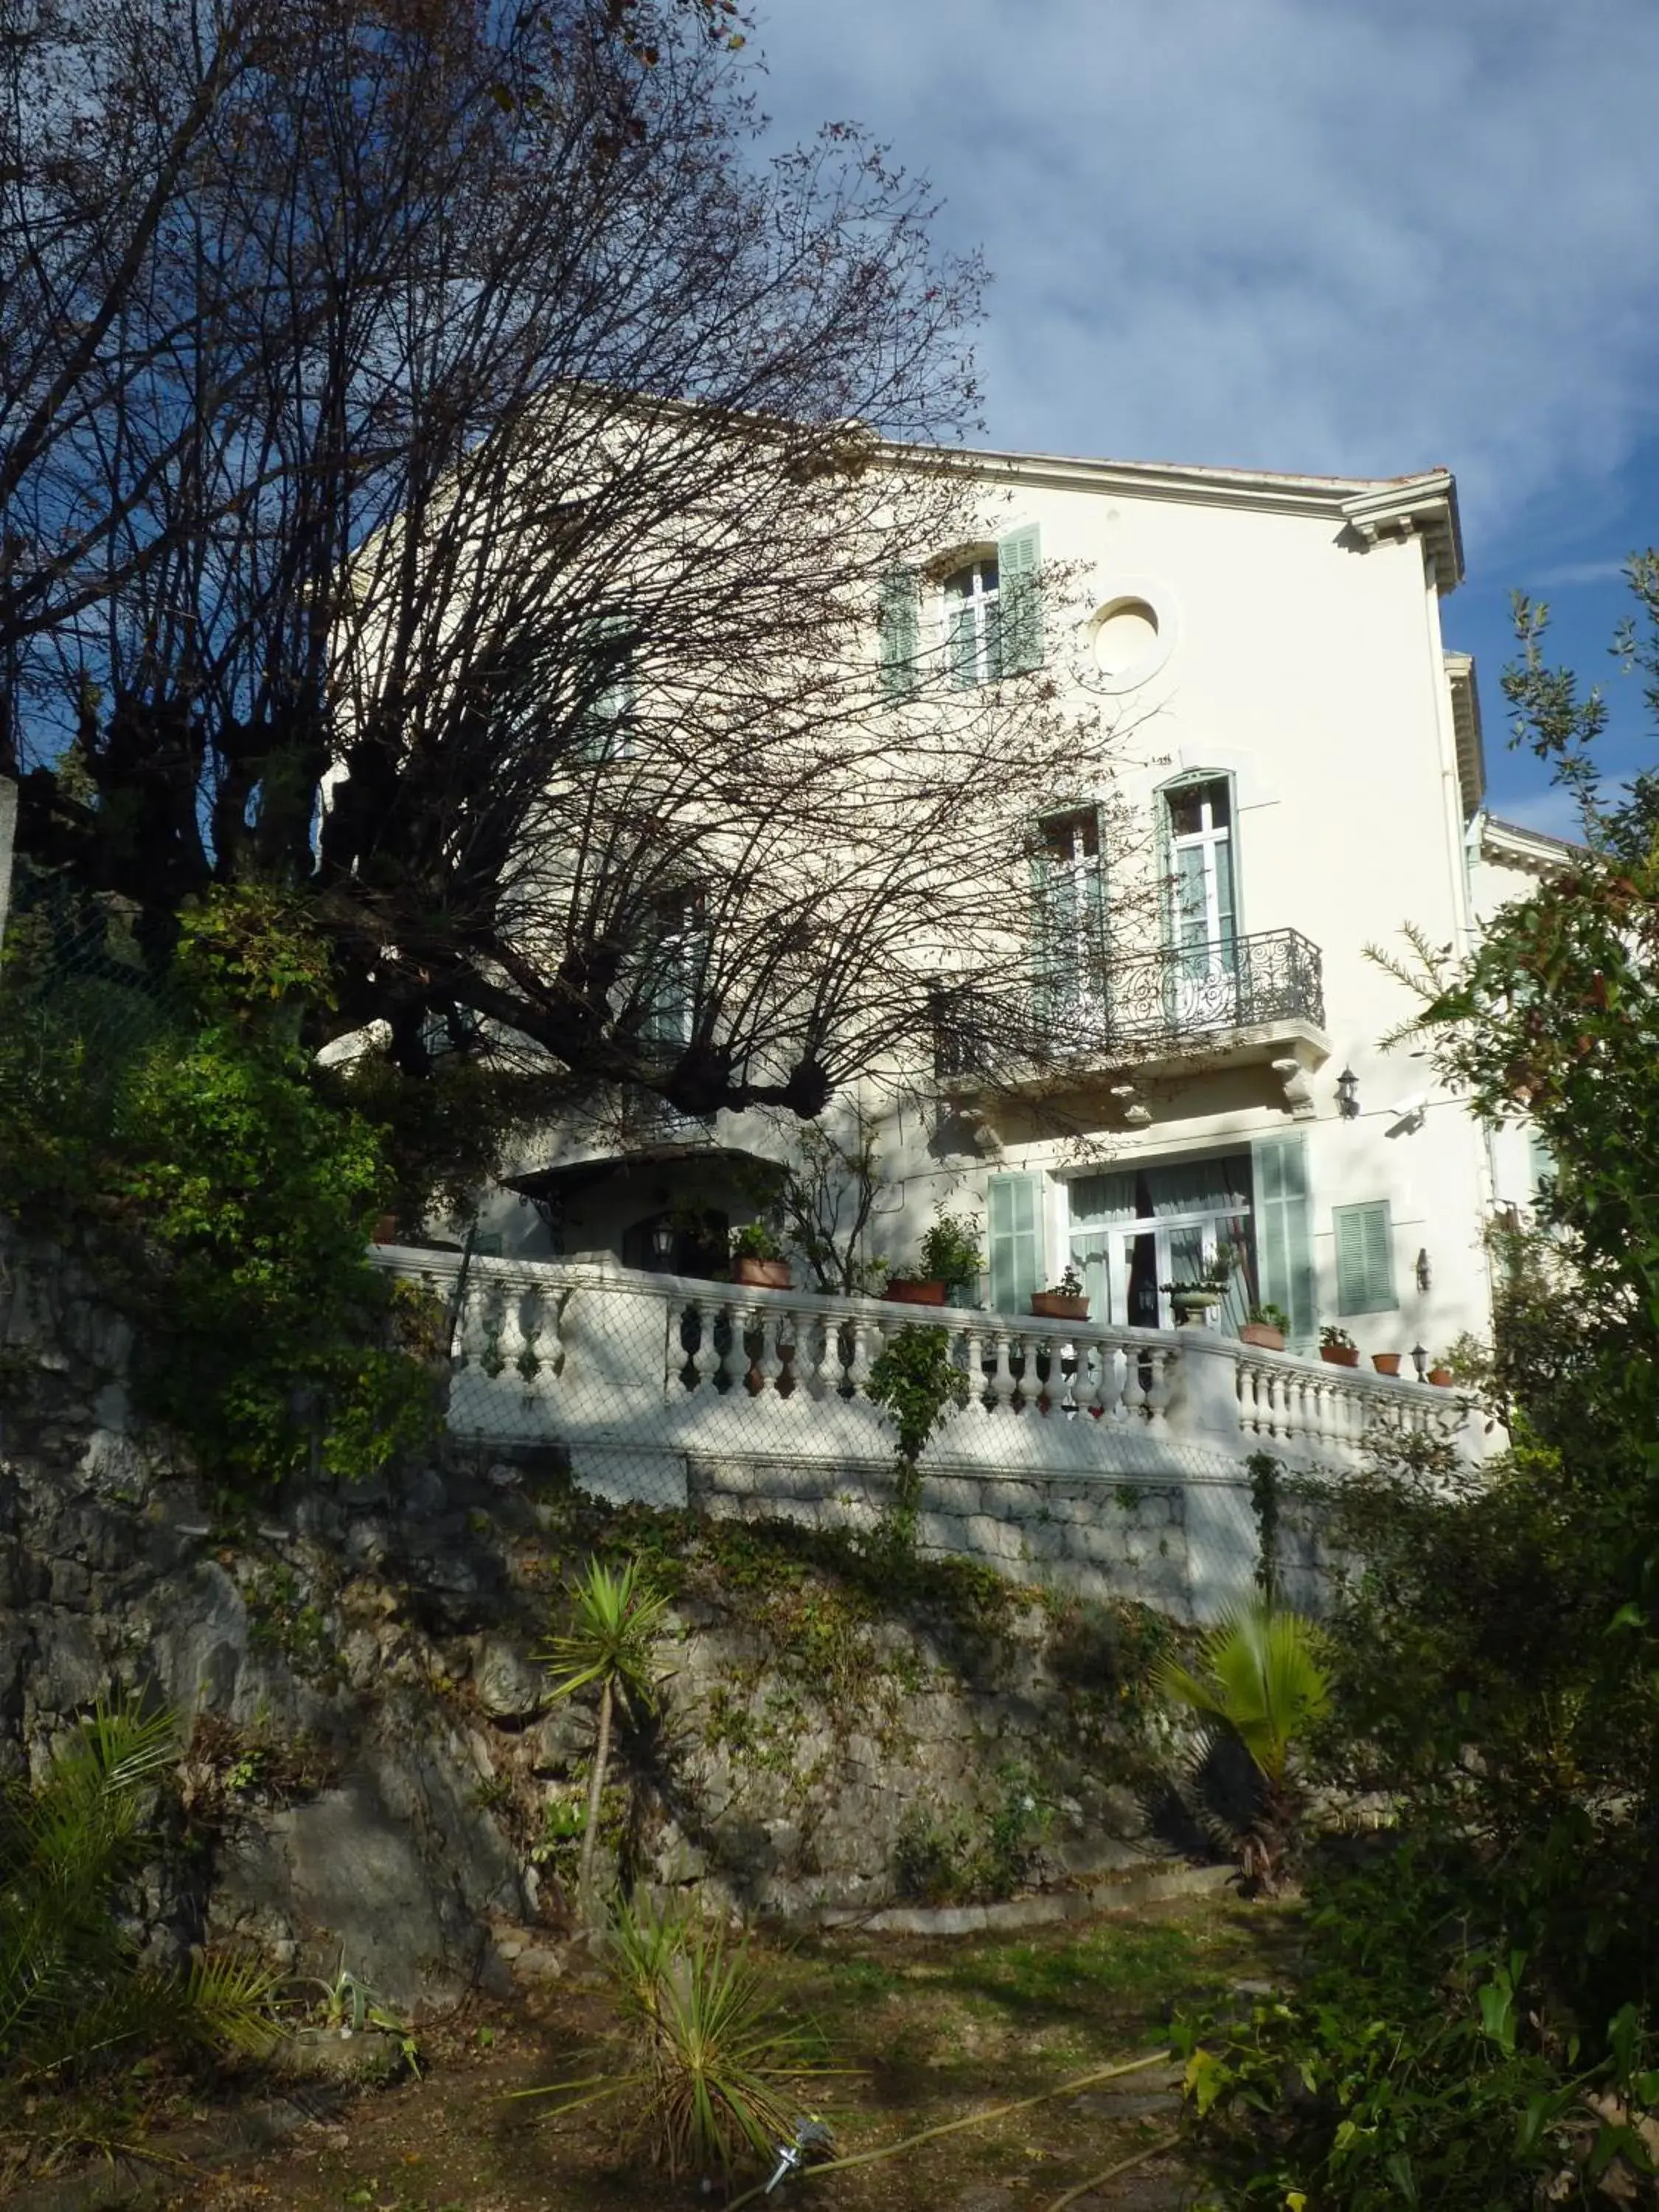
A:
[{"left": 378, "top": 439, "right": 1562, "bottom": 1614}]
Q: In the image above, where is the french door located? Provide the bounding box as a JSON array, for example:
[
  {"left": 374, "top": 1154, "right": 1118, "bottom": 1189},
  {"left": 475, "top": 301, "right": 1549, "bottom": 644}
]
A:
[{"left": 1166, "top": 779, "right": 1238, "bottom": 1026}]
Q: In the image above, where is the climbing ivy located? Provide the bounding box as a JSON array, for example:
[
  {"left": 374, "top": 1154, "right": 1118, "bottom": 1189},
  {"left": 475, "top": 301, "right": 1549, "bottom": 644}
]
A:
[{"left": 865, "top": 1324, "right": 970, "bottom": 1552}]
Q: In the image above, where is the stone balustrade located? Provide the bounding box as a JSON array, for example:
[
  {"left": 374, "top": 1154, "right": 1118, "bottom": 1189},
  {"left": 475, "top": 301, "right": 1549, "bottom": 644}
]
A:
[
  {"left": 369, "top": 1248, "right": 1472, "bottom": 1621},
  {"left": 371, "top": 1246, "right": 1468, "bottom": 1490}
]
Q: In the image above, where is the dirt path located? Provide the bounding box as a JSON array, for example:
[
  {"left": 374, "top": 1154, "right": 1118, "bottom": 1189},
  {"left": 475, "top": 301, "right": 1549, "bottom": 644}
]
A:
[{"left": 63, "top": 1894, "right": 1293, "bottom": 2212}]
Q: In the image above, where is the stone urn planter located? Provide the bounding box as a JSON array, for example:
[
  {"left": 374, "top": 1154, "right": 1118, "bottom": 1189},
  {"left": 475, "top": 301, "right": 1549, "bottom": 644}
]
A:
[
  {"left": 885, "top": 1278, "right": 947, "bottom": 1306},
  {"left": 1239, "top": 1321, "right": 1284, "bottom": 1351},
  {"left": 1169, "top": 1288, "right": 1222, "bottom": 1324},
  {"left": 1030, "top": 1291, "right": 1090, "bottom": 1321},
  {"left": 734, "top": 1256, "right": 791, "bottom": 1290},
  {"left": 1371, "top": 1352, "right": 1403, "bottom": 1377}
]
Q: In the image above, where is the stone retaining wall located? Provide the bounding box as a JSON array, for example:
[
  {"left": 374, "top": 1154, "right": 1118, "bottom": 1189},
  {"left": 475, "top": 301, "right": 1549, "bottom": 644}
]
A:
[{"left": 0, "top": 1227, "right": 1197, "bottom": 2011}]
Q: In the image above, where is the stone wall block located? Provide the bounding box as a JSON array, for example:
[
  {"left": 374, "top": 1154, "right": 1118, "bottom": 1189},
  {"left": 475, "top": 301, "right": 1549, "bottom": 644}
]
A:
[{"left": 963, "top": 1513, "right": 1026, "bottom": 1564}]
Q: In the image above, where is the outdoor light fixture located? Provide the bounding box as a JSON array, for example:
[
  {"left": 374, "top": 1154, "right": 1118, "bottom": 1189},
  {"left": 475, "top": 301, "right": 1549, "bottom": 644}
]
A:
[
  {"left": 1416, "top": 1248, "right": 1432, "bottom": 1293},
  {"left": 1336, "top": 1067, "right": 1360, "bottom": 1119},
  {"left": 651, "top": 1217, "right": 676, "bottom": 1261},
  {"left": 1411, "top": 1343, "right": 1429, "bottom": 1382}
]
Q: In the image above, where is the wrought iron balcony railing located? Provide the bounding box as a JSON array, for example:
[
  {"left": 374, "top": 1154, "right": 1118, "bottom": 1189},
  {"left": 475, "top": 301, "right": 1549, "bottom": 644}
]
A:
[{"left": 932, "top": 928, "right": 1326, "bottom": 1083}]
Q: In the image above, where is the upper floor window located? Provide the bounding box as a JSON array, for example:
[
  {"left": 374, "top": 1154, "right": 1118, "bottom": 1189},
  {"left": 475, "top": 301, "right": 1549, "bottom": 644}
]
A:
[
  {"left": 1034, "top": 804, "right": 1107, "bottom": 1019},
  {"left": 877, "top": 524, "right": 1043, "bottom": 699},
  {"left": 942, "top": 557, "right": 1002, "bottom": 687},
  {"left": 576, "top": 613, "right": 639, "bottom": 765},
  {"left": 640, "top": 883, "right": 707, "bottom": 1050},
  {"left": 1164, "top": 776, "right": 1237, "bottom": 957}
]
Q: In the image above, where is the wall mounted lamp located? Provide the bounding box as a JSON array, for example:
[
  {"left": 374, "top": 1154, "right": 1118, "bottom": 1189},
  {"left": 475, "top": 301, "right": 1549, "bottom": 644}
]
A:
[
  {"left": 1335, "top": 1067, "right": 1360, "bottom": 1119},
  {"left": 1415, "top": 1248, "right": 1432, "bottom": 1293}
]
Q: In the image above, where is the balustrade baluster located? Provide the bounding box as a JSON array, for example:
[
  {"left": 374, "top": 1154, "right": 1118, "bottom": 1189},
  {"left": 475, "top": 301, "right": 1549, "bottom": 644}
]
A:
[
  {"left": 1284, "top": 1368, "right": 1304, "bottom": 1437},
  {"left": 752, "top": 1302, "right": 782, "bottom": 1394},
  {"left": 846, "top": 1314, "right": 873, "bottom": 1396},
  {"left": 1272, "top": 1367, "right": 1292, "bottom": 1438},
  {"left": 989, "top": 1330, "right": 1017, "bottom": 1411},
  {"left": 1143, "top": 1345, "right": 1171, "bottom": 1427},
  {"left": 1076, "top": 1333, "right": 1106, "bottom": 1419},
  {"left": 1237, "top": 1361, "right": 1258, "bottom": 1436},
  {"left": 685, "top": 1298, "right": 715, "bottom": 1391},
  {"left": 962, "top": 1326, "right": 987, "bottom": 1411},
  {"left": 499, "top": 1284, "right": 528, "bottom": 1382},
  {"left": 776, "top": 1307, "right": 803, "bottom": 1401}
]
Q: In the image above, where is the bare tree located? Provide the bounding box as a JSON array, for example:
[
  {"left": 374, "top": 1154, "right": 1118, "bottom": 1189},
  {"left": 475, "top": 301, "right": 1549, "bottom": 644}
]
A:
[{"left": 1, "top": 0, "right": 1131, "bottom": 1138}]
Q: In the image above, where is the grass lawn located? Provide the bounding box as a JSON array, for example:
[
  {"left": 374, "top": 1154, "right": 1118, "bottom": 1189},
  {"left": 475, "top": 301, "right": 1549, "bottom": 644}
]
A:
[{"left": 155, "top": 1891, "right": 1294, "bottom": 2212}]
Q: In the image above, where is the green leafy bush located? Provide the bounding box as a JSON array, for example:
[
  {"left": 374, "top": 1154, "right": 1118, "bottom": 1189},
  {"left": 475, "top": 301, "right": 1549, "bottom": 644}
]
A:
[
  {"left": 0, "top": 1700, "right": 277, "bottom": 2086},
  {"left": 0, "top": 884, "right": 439, "bottom": 1488}
]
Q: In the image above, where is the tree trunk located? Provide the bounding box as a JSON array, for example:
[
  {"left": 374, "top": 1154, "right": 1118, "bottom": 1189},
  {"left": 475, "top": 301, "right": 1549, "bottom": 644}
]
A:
[{"left": 577, "top": 1677, "right": 614, "bottom": 1915}]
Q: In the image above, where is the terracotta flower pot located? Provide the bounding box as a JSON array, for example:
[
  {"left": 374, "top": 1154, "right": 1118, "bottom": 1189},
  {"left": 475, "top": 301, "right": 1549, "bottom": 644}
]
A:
[
  {"left": 1428, "top": 1366, "right": 1453, "bottom": 1386},
  {"left": 1321, "top": 1345, "right": 1360, "bottom": 1368},
  {"left": 1239, "top": 1322, "right": 1284, "bottom": 1351},
  {"left": 1371, "top": 1352, "right": 1402, "bottom": 1377},
  {"left": 1030, "top": 1292, "right": 1090, "bottom": 1321},
  {"left": 885, "top": 1278, "right": 947, "bottom": 1306},
  {"left": 734, "top": 1256, "right": 790, "bottom": 1290},
  {"left": 371, "top": 1212, "right": 400, "bottom": 1245}
]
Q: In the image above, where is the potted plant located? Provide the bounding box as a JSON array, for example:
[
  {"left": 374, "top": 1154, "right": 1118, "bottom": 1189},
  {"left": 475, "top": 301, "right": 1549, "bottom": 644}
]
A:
[
  {"left": 1319, "top": 1324, "right": 1359, "bottom": 1368},
  {"left": 1239, "top": 1301, "right": 1290, "bottom": 1352},
  {"left": 886, "top": 1211, "right": 983, "bottom": 1307},
  {"left": 731, "top": 1221, "right": 790, "bottom": 1290},
  {"left": 1371, "top": 1350, "right": 1403, "bottom": 1377},
  {"left": 1427, "top": 1356, "right": 1455, "bottom": 1387},
  {"left": 1031, "top": 1263, "right": 1090, "bottom": 1322}
]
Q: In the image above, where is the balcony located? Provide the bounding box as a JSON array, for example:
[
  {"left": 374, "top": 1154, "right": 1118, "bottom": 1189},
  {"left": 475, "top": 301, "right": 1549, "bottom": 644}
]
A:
[{"left": 932, "top": 928, "right": 1329, "bottom": 1109}]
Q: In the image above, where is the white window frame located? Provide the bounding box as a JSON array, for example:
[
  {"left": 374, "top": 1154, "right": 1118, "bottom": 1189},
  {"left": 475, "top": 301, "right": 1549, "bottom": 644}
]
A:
[{"left": 939, "top": 556, "right": 1001, "bottom": 686}]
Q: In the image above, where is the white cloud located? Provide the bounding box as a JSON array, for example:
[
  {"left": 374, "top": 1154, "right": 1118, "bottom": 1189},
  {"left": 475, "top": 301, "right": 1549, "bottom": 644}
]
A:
[
  {"left": 1528, "top": 559, "right": 1633, "bottom": 588},
  {"left": 750, "top": 0, "right": 1659, "bottom": 545}
]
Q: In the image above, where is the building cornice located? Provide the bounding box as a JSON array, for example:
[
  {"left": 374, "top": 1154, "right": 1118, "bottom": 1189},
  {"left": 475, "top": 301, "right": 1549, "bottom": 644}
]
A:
[
  {"left": 1444, "top": 651, "right": 1485, "bottom": 815},
  {"left": 1478, "top": 813, "right": 1587, "bottom": 874},
  {"left": 880, "top": 440, "right": 1463, "bottom": 594}
]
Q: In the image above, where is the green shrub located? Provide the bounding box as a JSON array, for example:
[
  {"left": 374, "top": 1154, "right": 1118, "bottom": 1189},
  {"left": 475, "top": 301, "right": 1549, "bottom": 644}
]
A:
[
  {"left": 0, "top": 1700, "right": 277, "bottom": 2085},
  {"left": 0, "top": 885, "right": 439, "bottom": 1489}
]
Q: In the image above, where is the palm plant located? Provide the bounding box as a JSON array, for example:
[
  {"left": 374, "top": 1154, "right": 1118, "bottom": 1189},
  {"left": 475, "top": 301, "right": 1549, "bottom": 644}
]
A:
[
  {"left": 526, "top": 1895, "right": 830, "bottom": 2183},
  {"left": 0, "top": 1698, "right": 277, "bottom": 2083},
  {"left": 540, "top": 1557, "right": 671, "bottom": 1910},
  {"left": 1155, "top": 1601, "right": 1329, "bottom": 1890}
]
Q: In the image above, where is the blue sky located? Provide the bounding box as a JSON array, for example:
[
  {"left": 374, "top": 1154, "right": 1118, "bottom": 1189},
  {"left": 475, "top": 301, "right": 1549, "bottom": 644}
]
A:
[{"left": 753, "top": 0, "right": 1659, "bottom": 839}]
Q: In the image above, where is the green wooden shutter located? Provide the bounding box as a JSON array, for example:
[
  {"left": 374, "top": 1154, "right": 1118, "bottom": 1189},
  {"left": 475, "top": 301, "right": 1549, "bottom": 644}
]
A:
[
  {"left": 1334, "top": 1200, "right": 1397, "bottom": 1315},
  {"left": 1251, "top": 1133, "right": 1315, "bottom": 1347},
  {"left": 878, "top": 568, "right": 919, "bottom": 698},
  {"left": 997, "top": 525, "right": 1043, "bottom": 674},
  {"left": 577, "top": 614, "right": 636, "bottom": 764},
  {"left": 1029, "top": 843, "right": 1055, "bottom": 1030},
  {"left": 988, "top": 1172, "right": 1044, "bottom": 1314}
]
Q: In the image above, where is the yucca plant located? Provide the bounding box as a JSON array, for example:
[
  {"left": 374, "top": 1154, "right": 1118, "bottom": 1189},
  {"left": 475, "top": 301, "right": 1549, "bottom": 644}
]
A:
[
  {"left": 1155, "top": 1601, "right": 1329, "bottom": 1891},
  {"left": 540, "top": 1557, "right": 671, "bottom": 1910},
  {"left": 0, "top": 1698, "right": 278, "bottom": 2084},
  {"left": 526, "top": 1895, "right": 832, "bottom": 2183}
]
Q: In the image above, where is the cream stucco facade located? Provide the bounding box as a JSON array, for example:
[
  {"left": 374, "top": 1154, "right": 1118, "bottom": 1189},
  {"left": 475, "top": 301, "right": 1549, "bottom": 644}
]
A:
[{"left": 472, "top": 441, "right": 1564, "bottom": 1384}]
